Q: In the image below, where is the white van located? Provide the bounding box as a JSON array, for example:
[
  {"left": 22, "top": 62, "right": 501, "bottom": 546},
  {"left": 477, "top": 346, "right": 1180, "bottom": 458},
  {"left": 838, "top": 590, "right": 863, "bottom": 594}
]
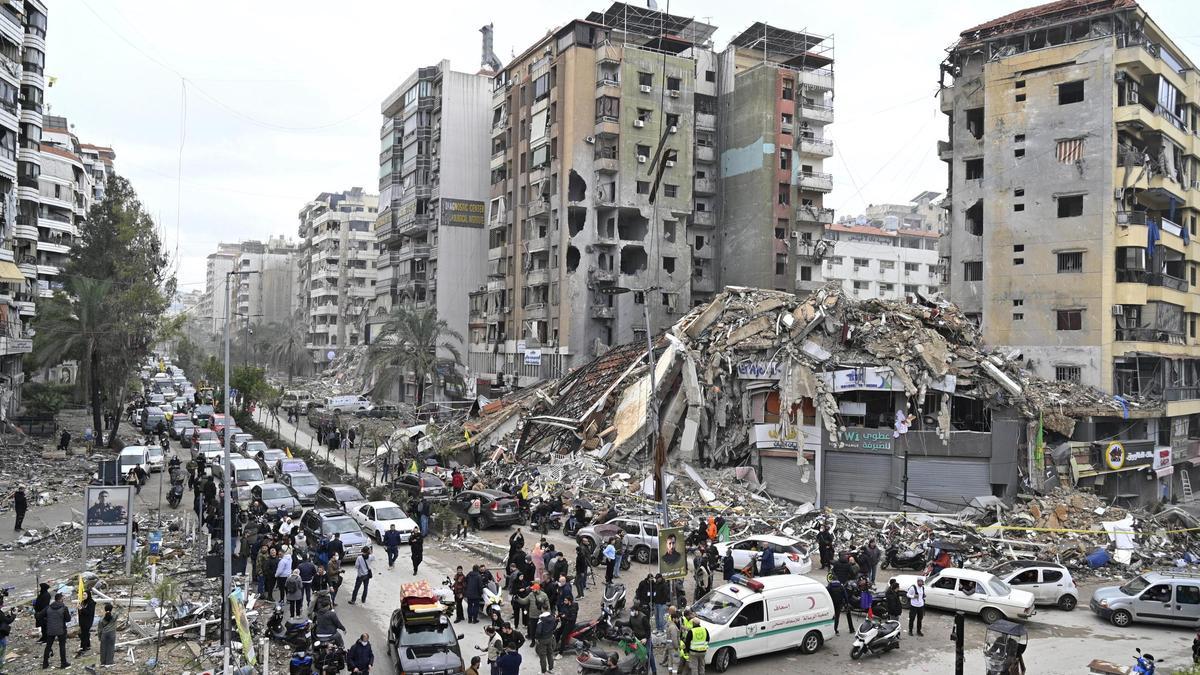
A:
[
  {"left": 325, "top": 394, "right": 373, "bottom": 414},
  {"left": 118, "top": 446, "right": 150, "bottom": 476},
  {"left": 281, "top": 389, "right": 316, "bottom": 410},
  {"left": 693, "top": 575, "right": 834, "bottom": 671}
]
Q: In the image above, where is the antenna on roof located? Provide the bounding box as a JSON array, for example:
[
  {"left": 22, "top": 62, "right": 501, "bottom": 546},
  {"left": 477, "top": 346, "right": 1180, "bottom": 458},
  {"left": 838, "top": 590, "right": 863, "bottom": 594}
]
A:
[{"left": 480, "top": 24, "right": 502, "bottom": 72}]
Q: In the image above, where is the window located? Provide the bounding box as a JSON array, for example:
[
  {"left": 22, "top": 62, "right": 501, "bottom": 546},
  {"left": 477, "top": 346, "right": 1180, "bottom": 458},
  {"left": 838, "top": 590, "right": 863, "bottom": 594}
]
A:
[
  {"left": 1013, "top": 313, "right": 1024, "bottom": 320},
  {"left": 1014, "top": 148, "right": 1026, "bottom": 158},
  {"left": 779, "top": 148, "right": 792, "bottom": 171},
  {"left": 638, "top": 72, "right": 653, "bottom": 87},
  {"left": 662, "top": 257, "right": 676, "bottom": 274},
  {"left": 1057, "top": 251, "right": 1083, "bottom": 273},
  {"left": 1058, "top": 195, "right": 1084, "bottom": 218},
  {"left": 636, "top": 143, "right": 651, "bottom": 158},
  {"left": 1013, "top": 299, "right": 1024, "bottom": 307},
  {"left": 1014, "top": 257, "right": 1024, "bottom": 265},
  {"left": 533, "top": 74, "right": 550, "bottom": 101},
  {"left": 636, "top": 108, "right": 651, "bottom": 123},
  {"left": 1014, "top": 188, "right": 1024, "bottom": 197},
  {"left": 595, "top": 96, "right": 619, "bottom": 121},
  {"left": 880, "top": 260, "right": 895, "bottom": 271},
  {"left": 1042, "top": 570, "right": 1063, "bottom": 583},
  {"left": 777, "top": 183, "right": 790, "bottom": 206},
  {"left": 780, "top": 112, "right": 793, "bottom": 131},
  {"left": 800, "top": 265, "right": 812, "bottom": 281},
  {"left": 636, "top": 181, "right": 650, "bottom": 194},
  {"left": 932, "top": 577, "right": 957, "bottom": 591},
  {"left": 853, "top": 280, "right": 868, "bottom": 291},
  {"left": 853, "top": 258, "right": 869, "bottom": 269},
  {"left": 1057, "top": 137, "right": 1084, "bottom": 163},
  {"left": 963, "top": 261, "right": 983, "bottom": 281},
  {"left": 705, "top": 70, "right": 716, "bottom": 82},
  {"left": 904, "top": 284, "right": 918, "bottom": 294},
  {"left": 667, "top": 76, "right": 681, "bottom": 92},
  {"left": 1015, "top": 80, "right": 1026, "bottom": 89},
  {"left": 965, "top": 107, "right": 984, "bottom": 139},
  {"left": 1014, "top": 134, "right": 1026, "bottom": 143},
  {"left": 664, "top": 184, "right": 678, "bottom": 198},
  {"left": 1180, "top": 586, "right": 1200, "bottom": 605},
  {"left": 1013, "top": 244, "right": 1024, "bottom": 252},
  {"left": 1055, "top": 366, "right": 1081, "bottom": 382},
  {"left": 1056, "top": 310, "right": 1082, "bottom": 331},
  {"left": 1015, "top": 93, "right": 1026, "bottom": 102},
  {"left": 904, "top": 262, "right": 920, "bottom": 273},
  {"left": 1011, "top": 570, "right": 1038, "bottom": 585},
  {"left": 1059, "top": 80, "right": 1085, "bottom": 105},
  {"left": 775, "top": 254, "right": 787, "bottom": 275},
  {"left": 879, "top": 283, "right": 894, "bottom": 292},
  {"left": 965, "top": 158, "right": 983, "bottom": 179},
  {"left": 1014, "top": 203, "right": 1025, "bottom": 212},
  {"left": 774, "top": 227, "right": 785, "bottom": 240},
  {"left": 733, "top": 601, "right": 765, "bottom": 626},
  {"left": 1142, "top": 585, "right": 1172, "bottom": 603}
]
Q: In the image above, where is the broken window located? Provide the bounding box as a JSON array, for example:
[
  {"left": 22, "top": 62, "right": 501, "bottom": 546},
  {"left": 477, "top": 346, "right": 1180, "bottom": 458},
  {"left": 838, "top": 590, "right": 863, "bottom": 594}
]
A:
[
  {"left": 1056, "top": 309, "right": 1083, "bottom": 331},
  {"left": 663, "top": 256, "right": 676, "bottom": 274},
  {"left": 636, "top": 180, "right": 650, "bottom": 195},
  {"left": 965, "top": 200, "right": 983, "bottom": 235},
  {"left": 595, "top": 96, "right": 619, "bottom": 121},
  {"left": 950, "top": 395, "right": 991, "bottom": 432},
  {"left": 1055, "top": 365, "right": 1081, "bottom": 383},
  {"left": 568, "top": 170, "right": 587, "bottom": 202},
  {"left": 568, "top": 207, "right": 585, "bottom": 236},
  {"left": 620, "top": 245, "right": 647, "bottom": 274},
  {"left": 963, "top": 260, "right": 983, "bottom": 281},
  {"left": 778, "top": 183, "right": 790, "bottom": 206},
  {"left": 566, "top": 245, "right": 579, "bottom": 272},
  {"left": 617, "top": 212, "right": 648, "bottom": 240},
  {"left": 636, "top": 143, "right": 651, "bottom": 159},
  {"left": 774, "top": 227, "right": 785, "bottom": 240},
  {"left": 965, "top": 158, "right": 983, "bottom": 180},
  {"left": 1058, "top": 80, "right": 1085, "bottom": 105},
  {"left": 780, "top": 148, "right": 792, "bottom": 171},
  {"left": 664, "top": 220, "right": 676, "bottom": 242},
  {"left": 1057, "top": 195, "right": 1083, "bottom": 218},
  {"left": 780, "top": 112, "right": 793, "bottom": 131},
  {"left": 1057, "top": 251, "right": 1083, "bottom": 273},
  {"left": 965, "top": 107, "right": 984, "bottom": 139}
]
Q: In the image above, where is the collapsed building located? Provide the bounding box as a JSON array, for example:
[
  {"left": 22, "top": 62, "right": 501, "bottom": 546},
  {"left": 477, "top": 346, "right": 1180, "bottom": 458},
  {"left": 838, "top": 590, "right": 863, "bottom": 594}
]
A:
[{"left": 465, "top": 284, "right": 1190, "bottom": 511}]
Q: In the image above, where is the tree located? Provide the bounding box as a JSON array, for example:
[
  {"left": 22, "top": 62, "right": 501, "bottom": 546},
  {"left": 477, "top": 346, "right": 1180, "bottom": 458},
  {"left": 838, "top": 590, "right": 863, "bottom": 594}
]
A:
[
  {"left": 230, "top": 366, "right": 272, "bottom": 413},
  {"left": 174, "top": 335, "right": 200, "bottom": 377},
  {"left": 262, "top": 316, "right": 308, "bottom": 385},
  {"left": 367, "top": 306, "right": 463, "bottom": 406},
  {"left": 57, "top": 175, "right": 174, "bottom": 446},
  {"left": 30, "top": 277, "right": 113, "bottom": 434}
]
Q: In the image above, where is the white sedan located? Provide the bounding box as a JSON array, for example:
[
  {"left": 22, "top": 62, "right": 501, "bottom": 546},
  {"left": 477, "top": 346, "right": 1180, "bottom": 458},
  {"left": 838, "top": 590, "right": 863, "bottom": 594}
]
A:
[
  {"left": 714, "top": 534, "right": 813, "bottom": 575},
  {"left": 350, "top": 500, "right": 418, "bottom": 543},
  {"left": 892, "top": 568, "right": 1036, "bottom": 624}
]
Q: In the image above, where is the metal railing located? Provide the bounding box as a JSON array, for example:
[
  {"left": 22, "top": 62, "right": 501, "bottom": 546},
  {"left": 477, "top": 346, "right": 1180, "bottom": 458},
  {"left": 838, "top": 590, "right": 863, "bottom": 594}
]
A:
[{"left": 1167, "top": 386, "right": 1200, "bottom": 402}]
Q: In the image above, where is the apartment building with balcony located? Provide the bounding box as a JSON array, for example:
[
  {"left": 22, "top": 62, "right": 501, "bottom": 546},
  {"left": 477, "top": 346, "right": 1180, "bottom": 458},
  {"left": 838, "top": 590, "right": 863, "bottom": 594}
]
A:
[
  {"left": 821, "top": 222, "right": 941, "bottom": 301},
  {"left": 373, "top": 61, "right": 491, "bottom": 395},
  {"left": 37, "top": 116, "right": 92, "bottom": 301},
  {"left": 472, "top": 2, "right": 715, "bottom": 390},
  {"left": 233, "top": 236, "right": 299, "bottom": 327},
  {"left": 297, "top": 188, "right": 378, "bottom": 370},
  {"left": 78, "top": 143, "right": 114, "bottom": 202},
  {"left": 940, "top": 0, "right": 1200, "bottom": 505},
  {"left": 202, "top": 242, "right": 242, "bottom": 334},
  {"left": 717, "top": 23, "right": 835, "bottom": 295}
]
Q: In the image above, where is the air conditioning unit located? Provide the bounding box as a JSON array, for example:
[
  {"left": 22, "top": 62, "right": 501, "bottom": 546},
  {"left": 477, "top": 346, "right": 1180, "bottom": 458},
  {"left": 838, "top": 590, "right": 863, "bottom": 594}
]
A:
[
  {"left": 502, "top": 306, "right": 512, "bottom": 314},
  {"left": 640, "top": 85, "right": 652, "bottom": 93},
  {"left": 669, "top": 125, "right": 678, "bottom": 134},
  {"left": 789, "top": 231, "right": 800, "bottom": 238},
  {"left": 584, "top": 135, "right": 596, "bottom": 144},
  {"left": 665, "top": 160, "right": 675, "bottom": 167},
  {"left": 638, "top": 155, "right": 648, "bottom": 164},
  {"left": 669, "top": 90, "right": 681, "bottom": 98},
  {"left": 633, "top": 119, "right": 646, "bottom": 128},
  {"left": 1112, "top": 304, "right": 1125, "bottom": 316}
]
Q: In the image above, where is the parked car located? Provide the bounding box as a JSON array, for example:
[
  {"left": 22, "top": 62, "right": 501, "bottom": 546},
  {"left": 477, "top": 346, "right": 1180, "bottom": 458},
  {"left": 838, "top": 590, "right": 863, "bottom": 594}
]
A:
[
  {"left": 220, "top": 426, "right": 244, "bottom": 443},
  {"left": 239, "top": 440, "right": 269, "bottom": 458},
  {"left": 387, "top": 601, "right": 465, "bottom": 674},
  {"left": 990, "top": 561, "right": 1078, "bottom": 610},
  {"left": 171, "top": 418, "right": 195, "bottom": 442},
  {"left": 448, "top": 490, "right": 522, "bottom": 528},
  {"left": 253, "top": 448, "right": 288, "bottom": 476},
  {"left": 892, "top": 569, "right": 1036, "bottom": 624},
  {"left": 354, "top": 404, "right": 400, "bottom": 419},
  {"left": 714, "top": 534, "right": 813, "bottom": 575},
  {"left": 250, "top": 482, "right": 302, "bottom": 518},
  {"left": 193, "top": 429, "right": 218, "bottom": 445},
  {"left": 141, "top": 407, "right": 167, "bottom": 434},
  {"left": 393, "top": 472, "right": 449, "bottom": 501},
  {"left": 280, "top": 471, "right": 321, "bottom": 506},
  {"left": 314, "top": 484, "right": 368, "bottom": 513},
  {"left": 195, "top": 442, "right": 226, "bottom": 464},
  {"left": 577, "top": 517, "right": 662, "bottom": 564},
  {"left": 299, "top": 509, "right": 369, "bottom": 562},
  {"left": 350, "top": 501, "right": 418, "bottom": 542},
  {"left": 1091, "top": 571, "right": 1200, "bottom": 627},
  {"left": 274, "top": 458, "right": 309, "bottom": 476},
  {"left": 212, "top": 457, "right": 267, "bottom": 502}
]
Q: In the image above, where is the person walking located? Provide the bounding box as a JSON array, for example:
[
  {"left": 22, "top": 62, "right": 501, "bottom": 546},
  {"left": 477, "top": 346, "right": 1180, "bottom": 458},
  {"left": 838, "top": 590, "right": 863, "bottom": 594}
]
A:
[
  {"left": 612, "top": 531, "right": 625, "bottom": 579},
  {"left": 285, "top": 569, "right": 304, "bottom": 618},
  {"left": 533, "top": 611, "right": 557, "bottom": 674},
  {"left": 347, "top": 633, "right": 374, "bottom": 674},
  {"left": 347, "top": 427, "right": 357, "bottom": 450},
  {"left": 481, "top": 625, "right": 502, "bottom": 675},
  {"left": 12, "top": 486, "right": 26, "bottom": 531},
  {"left": 98, "top": 604, "right": 118, "bottom": 666},
  {"left": 57, "top": 429, "right": 71, "bottom": 452},
  {"left": 907, "top": 578, "right": 926, "bottom": 636},
  {"left": 451, "top": 469, "right": 464, "bottom": 496},
  {"left": 827, "top": 580, "right": 854, "bottom": 635},
  {"left": 33, "top": 582, "right": 50, "bottom": 641},
  {"left": 418, "top": 498, "right": 432, "bottom": 537},
  {"left": 383, "top": 525, "right": 403, "bottom": 569},
  {"left": 275, "top": 546, "right": 294, "bottom": 597},
  {"left": 349, "top": 547, "right": 373, "bottom": 605},
  {"left": 262, "top": 548, "right": 279, "bottom": 600},
  {"left": 76, "top": 590, "right": 96, "bottom": 657},
  {"left": 298, "top": 555, "right": 317, "bottom": 607},
  {"left": 41, "top": 592, "right": 71, "bottom": 669},
  {"left": 410, "top": 529, "right": 424, "bottom": 575},
  {"left": 885, "top": 578, "right": 904, "bottom": 621},
  {"left": 859, "top": 540, "right": 882, "bottom": 584},
  {"left": 327, "top": 555, "right": 344, "bottom": 606},
  {"left": 693, "top": 561, "right": 711, "bottom": 602}
]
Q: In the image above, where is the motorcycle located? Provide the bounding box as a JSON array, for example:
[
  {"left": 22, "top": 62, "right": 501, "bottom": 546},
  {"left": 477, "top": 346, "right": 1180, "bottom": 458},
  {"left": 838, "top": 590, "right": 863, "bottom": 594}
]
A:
[
  {"left": 167, "top": 480, "right": 184, "bottom": 508},
  {"left": 484, "top": 577, "right": 505, "bottom": 625},
  {"left": 1132, "top": 648, "right": 1158, "bottom": 675},
  {"left": 311, "top": 639, "right": 346, "bottom": 674},
  {"left": 563, "top": 505, "right": 594, "bottom": 537},
  {"left": 602, "top": 582, "right": 627, "bottom": 613},
  {"left": 288, "top": 649, "right": 314, "bottom": 675},
  {"left": 850, "top": 616, "right": 901, "bottom": 660},
  {"left": 881, "top": 544, "right": 927, "bottom": 571},
  {"left": 266, "top": 601, "right": 312, "bottom": 650},
  {"left": 576, "top": 642, "right": 649, "bottom": 674},
  {"left": 560, "top": 617, "right": 600, "bottom": 655},
  {"left": 588, "top": 544, "right": 632, "bottom": 571}
]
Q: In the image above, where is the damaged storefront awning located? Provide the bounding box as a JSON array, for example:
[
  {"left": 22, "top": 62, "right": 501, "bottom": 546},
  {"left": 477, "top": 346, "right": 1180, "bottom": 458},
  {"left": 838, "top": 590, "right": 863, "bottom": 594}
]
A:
[{"left": 0, "top": 260, "right": 25, "bottom": 284}]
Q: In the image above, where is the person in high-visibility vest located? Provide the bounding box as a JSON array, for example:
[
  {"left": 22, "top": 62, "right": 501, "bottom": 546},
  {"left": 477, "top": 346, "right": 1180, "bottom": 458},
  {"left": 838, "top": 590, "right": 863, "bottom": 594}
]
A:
[{"left": 682, "top": 610, "right": 708, "bottom": 674}]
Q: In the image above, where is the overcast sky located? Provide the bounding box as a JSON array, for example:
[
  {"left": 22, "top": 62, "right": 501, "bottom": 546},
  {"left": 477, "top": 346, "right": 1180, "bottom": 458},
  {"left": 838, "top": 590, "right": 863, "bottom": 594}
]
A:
[{"left": 46, "top": 0, "right": 1200, "bottom": 291}]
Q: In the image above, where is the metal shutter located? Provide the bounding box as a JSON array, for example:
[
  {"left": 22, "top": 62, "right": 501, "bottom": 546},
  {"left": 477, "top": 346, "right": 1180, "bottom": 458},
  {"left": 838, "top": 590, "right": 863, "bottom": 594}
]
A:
[
  {"left": 823, "top": 452, "right": 893, "bottom": 509},
  {"left": 760, "top": 456, "right": 819, "bottom": 505},
  {"left": 907, "top": 457, "right": 991, "bottom": 511}
]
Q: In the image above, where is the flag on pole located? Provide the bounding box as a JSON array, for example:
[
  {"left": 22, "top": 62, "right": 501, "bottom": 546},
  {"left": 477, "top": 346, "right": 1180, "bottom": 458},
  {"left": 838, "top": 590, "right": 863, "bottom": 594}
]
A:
[
  {"left": 409, "top": 459, "right": 419, "bottom": 474},
  {"left": 1034, "top": 413, "right": 1045, "bottom": 474},
  {"left": 77, "top": 574, "right": 85, "bottom": 603},
  {"left": 519, "top": 482, "right": 529, "bottom": 500}
]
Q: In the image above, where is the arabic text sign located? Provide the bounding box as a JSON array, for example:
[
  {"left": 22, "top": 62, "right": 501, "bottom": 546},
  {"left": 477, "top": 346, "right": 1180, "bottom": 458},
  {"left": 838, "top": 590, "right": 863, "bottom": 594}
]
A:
[{"left": 736, "top": 361, "right": 783, "bottom": 380}]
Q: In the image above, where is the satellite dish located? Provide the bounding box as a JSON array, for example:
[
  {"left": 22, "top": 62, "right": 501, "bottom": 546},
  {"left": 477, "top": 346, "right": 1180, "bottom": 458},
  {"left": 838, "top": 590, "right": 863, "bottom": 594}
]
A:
[{"left": 326, "top": 350, "right": 336, "bottom": 362}]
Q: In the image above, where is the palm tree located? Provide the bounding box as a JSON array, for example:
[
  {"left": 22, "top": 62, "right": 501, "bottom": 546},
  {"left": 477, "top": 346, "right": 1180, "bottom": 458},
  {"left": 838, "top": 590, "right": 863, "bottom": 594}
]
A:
[
  {"left": 31, "top": 277, "right": 112, "bottom": 435},
  {"left": 367, "top": 306, "right": 463, "bottom": 406},
  {"left": 264, "top": 315, "right": 308, "bottom": 384}
]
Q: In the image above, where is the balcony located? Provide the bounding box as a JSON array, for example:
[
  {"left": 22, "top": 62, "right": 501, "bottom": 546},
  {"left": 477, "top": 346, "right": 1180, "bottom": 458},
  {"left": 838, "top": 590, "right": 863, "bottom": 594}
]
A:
[
  {"left": 798, "top": 171, "right": 833, "bottom": 192},
  {"left": 525, "top": 236, "right": 550, "bottom": 253},
  {"left": 1116, "top": 268, "right": 1147, "bottom": 283},
  {"left": 692, "top": 210, "right": 715, "bottom": 227},
  {"left": 797, "top": 68, "right": 834, "bottom": 91},
  {"left": 528, "top": 165, "right": 549, "bottom": 186},
  {"left": 594, "top": 116, "right": 620, "bottom": 137},
  {"left": 527, "top": 199, "right": 549, "bottom": 218},
  {"left": 1148, "top": 272, "right": 1188, "bottom": 292},
  {"left": 523, "top": 303, "right": 548, "bottom": 319},
  {"left": 694, "top": 177, "right": 716, "bottom": 195},
  {"left": 799, "top": 137, "right": 834, "bottom": 157},
  {"left": 937, "top": 140, "right": 954, "bottom": 161},
  {"left": 525, "top": 268, "right": 551, "bottom": 286},
  {"left": 490, "top": 150, "right": 506, "bottom": 171},
  {"left": 696, "top": 112, "right": 716, "bottom": 131},
  {"left": 396, "top": 273, "right": 428, "bottom": 291},
  {"left": 1167, "top": 387, "right": 1200, "bottom": 402},
  {"left": 1115, "top": 327, "right": 1184, "bottom": 344},
  {"left": 488, "top": 244, "right": 509, "bottom": 261},
  {"left": 799, "top": 103, "right": 834, "bottom": 124},
  {"left": 591, "top": 305, "right": 614, "bottom": 320},
  {"left": 696, "top": 145, "right": 714, "bottom": 163},
  {"left": 796, "top": 205, "right": 834, "bottom": 224},
  {"left": 589, "top": 268, "right": 616, "bottom": 284},
  {"left": 780, "top": 122, "right": 793, "bottom": 135},
  {"left": 13, "top": 223, "right": 36, "bottom": 241},
  {"left": 595, "top": 76, "right": 621, "bottom": 98},
  {"left": 594, "top": 156, "right": 619, "bottom": 174}
]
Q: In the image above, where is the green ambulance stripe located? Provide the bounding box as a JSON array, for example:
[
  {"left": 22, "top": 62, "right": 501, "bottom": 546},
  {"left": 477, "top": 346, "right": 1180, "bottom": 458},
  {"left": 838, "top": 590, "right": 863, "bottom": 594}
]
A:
[{"left": 707, "top": 618, "right": 835, "bottom": 649}]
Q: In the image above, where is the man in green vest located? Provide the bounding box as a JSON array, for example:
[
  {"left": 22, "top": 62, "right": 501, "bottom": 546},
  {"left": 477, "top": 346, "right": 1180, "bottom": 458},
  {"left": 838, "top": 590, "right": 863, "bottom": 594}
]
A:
[{"left": 682, "top": 610, "right": 708, "bottom": 674}]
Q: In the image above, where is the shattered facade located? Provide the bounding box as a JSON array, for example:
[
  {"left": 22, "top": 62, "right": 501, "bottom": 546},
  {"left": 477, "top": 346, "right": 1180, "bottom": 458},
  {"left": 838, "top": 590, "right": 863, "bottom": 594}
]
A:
[{"left": 940, "top": 0, "right": 1200, "bottom": 506}]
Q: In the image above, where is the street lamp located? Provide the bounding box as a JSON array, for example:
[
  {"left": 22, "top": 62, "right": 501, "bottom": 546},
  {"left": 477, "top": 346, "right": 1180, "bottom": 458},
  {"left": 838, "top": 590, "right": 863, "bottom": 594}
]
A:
[
  {"left": 598, "top": 285, "right": 668, "bottom": 528},
  {"left": 221, "top": 270, "right": 257, "bottom": 673}
]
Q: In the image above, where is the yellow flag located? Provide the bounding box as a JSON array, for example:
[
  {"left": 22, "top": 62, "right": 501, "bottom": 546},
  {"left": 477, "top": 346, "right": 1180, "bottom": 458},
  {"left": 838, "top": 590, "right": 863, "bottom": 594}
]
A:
[
  {"left": 285, "top": 447, "right": 293, "bottom": 458},
  {"left": 77, "top": 574, "right": 84, "bottom": 603},
  {"left": 409, "top": 460, "right": 419, "bottom": 474},
  {"left": 463, "top": 428, "right": 471, "bottom": 442},
  {"left": 519, "top": 482, "right": 529, "bottom": 500}
]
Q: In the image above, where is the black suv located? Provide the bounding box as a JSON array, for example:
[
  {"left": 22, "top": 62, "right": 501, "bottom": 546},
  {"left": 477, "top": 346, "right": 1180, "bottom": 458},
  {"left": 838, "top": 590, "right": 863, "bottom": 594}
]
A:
[
  {"left": 387, "top": 604, "right": 465, "bottom": 674},
  {"left": 314, "top": 484, "right": 367, "bottom": 512}
]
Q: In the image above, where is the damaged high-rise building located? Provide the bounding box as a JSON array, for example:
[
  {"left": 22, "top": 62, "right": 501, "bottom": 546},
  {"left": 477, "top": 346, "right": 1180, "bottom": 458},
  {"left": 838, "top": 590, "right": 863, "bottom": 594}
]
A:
[
  {"left": 940, "top": 0, "right": 1200, "bottom": 503},
  {"left": 467, "top": 3, "right": 834, "bottom": 394}
]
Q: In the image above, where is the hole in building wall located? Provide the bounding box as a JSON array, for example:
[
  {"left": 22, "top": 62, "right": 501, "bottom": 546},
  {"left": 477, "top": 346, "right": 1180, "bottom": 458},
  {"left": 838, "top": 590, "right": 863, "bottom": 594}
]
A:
[
  {"left": 620, "top": 245, "right": 647, "bottom": 274},
  {"left": 965, "top": 200, "right": 983, "bottom": 235},
  {"left": 566, "top": 245, "right": 580, "bottom": 272},
  {"left": 966, "top": 107, "right": 984, "bottom": 139},
  {"left": 568, "top": 170, "right": 587, "bottom": 202},
  {"left": 663, "top": 256, "right": 676, "bottom": 274},
  {"left": 617, "top": 210, "right": 649, "bottom": 240},
  {"left": 568, "top": 207, "right": 586, "bottom": 237}
]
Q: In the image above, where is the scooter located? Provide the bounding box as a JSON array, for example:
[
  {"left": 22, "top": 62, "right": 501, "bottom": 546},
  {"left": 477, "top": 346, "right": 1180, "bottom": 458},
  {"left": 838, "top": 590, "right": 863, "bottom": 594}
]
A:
[
  {"left": 602, "top": 582, "right": 627, "bottom": 613},
  {"left": 266, "top": 601, "right": 312, "bottom": 650},
  {"left": 1132, "top": 648, "right": 1158, "bottom": 675},
  {"left": 881, "top": 544, "right": 926, "bottom": 571},
  {"left": 589, "top": 545, "right": 632, "bottom": 571},
  {"left": 484, "top": 578, "right": 505, "bottom": 624},
  {"left": 576, "top": 640, "right": 649, "bottom": 674},
  {"left": 311, "top": 639, "right": 346, "bottom": 674},
  {"left": 288, "top": 649, "right": 314, "bottom": 675},
  {"left": 850, "top": 616, "right": 901, "bottom": 660},
  {"left": 167, "top": 479, "right": 185, "bottom": 508},
  {"left": 563, "top": 508, "right": 593, "bottom": 537}
]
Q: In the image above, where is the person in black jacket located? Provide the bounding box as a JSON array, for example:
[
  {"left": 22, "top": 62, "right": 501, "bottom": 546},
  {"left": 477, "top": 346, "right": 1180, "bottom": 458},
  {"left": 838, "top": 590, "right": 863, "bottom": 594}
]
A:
[
  {"left": 722, "top": 549, "right": 735, "bottom": 581},
  {"left": 347, "top": 633, "right": 373, "bottom": 673},
  {"left": 42, "top": 593, "right": 71, "bottom": 669},
  {"left": 832, "top": 553, "right": 857, "bottom": 585},
  {"left": 465, "top": 565, "right": 484, "bottom": 624},
  {"left": 12, "top": 486, "right": 26, "bottom": 531},
  {"left": 556, "top": 596, "right": 578, "bottom": 653},
  {"left": 574, "top": 546, "right": 588, "bottom": 599},
  {"left": 817, "top": 525, "right": 835, "bottom": 569},
  {"left": 827, "top": 581, "right": 854, "bottom": 635},
  {"left": 32, "top": 582, "right": 50, "bottom": 640},
  {"left": 409, "top": 529, "right": 424, "bottom": 575},
  {"left": 884, "top": 578, "right": 904, "bottom": 621},
  {"left": 635, "top": 574, "right": 653, "bottom": 611},
  {"left": 652, "top": 574, "right": 669, "bottom": 633},
  {"left": 77, "top": 590, "right": 96, "bottom": 656}
]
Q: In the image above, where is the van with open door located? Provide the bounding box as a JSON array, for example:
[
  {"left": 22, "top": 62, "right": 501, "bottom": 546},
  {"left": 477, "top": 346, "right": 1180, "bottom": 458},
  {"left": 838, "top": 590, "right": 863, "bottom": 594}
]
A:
[{"left": 693, "top": 574, "right": 835, "bottom": 672}]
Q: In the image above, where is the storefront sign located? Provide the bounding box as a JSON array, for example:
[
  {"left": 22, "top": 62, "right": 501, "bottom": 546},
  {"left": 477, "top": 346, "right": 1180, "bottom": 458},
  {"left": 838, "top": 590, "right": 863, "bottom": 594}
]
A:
[
  {"left": 736, "top": 361, "right": 784, "bottom": 380},
  {"left": 822, "top": 367, "right": 956, "bottom": 394},
  {"left": 441, "top": 198, "right": 487, "bottom": 228},
  {"left": 837, "top": 428, "right": 894, "bottom": 452},
  {"left": 1153, "top": 446, "right": 1172, "bottom": 472},
  {"left": 1102, "top": 441, "right": 1155, "bottom": 470},
  {"left": 523, "top": 349, "right": 542, "bottom": 366},
  {"left": 752, "top": 423, "right": 800, "bottom": 450}
]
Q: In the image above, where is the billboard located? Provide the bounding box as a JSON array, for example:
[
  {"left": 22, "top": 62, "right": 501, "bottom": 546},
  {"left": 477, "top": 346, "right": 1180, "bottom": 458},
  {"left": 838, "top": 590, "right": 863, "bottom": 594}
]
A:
[
  {"left": 440, "top": 199, "right": 486, "bottom": 228},
  {"left": 84, "top": 485, "right": 134, "bottom": 548},
  {"left": 657, "top": 527, "right": 687, "bottom": 581}
]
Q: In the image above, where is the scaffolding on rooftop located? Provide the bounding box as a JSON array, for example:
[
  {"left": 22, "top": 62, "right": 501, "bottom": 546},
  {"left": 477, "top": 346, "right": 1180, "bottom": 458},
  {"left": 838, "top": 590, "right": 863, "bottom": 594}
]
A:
[
  {"left": 587, "top": 1, "right": 717, "bottom": 53},
  {"left": 729, "top": 21, "right": 835, "bottom": 70}
]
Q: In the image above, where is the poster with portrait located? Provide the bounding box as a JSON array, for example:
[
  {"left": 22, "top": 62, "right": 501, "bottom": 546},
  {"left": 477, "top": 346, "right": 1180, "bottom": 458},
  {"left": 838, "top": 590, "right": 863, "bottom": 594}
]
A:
[
  {"left": 657, "top": 527, "right": 687, "bottom": 581},
  {"left": 84, "top": 485, "right": 134, "bottom": 548}
]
